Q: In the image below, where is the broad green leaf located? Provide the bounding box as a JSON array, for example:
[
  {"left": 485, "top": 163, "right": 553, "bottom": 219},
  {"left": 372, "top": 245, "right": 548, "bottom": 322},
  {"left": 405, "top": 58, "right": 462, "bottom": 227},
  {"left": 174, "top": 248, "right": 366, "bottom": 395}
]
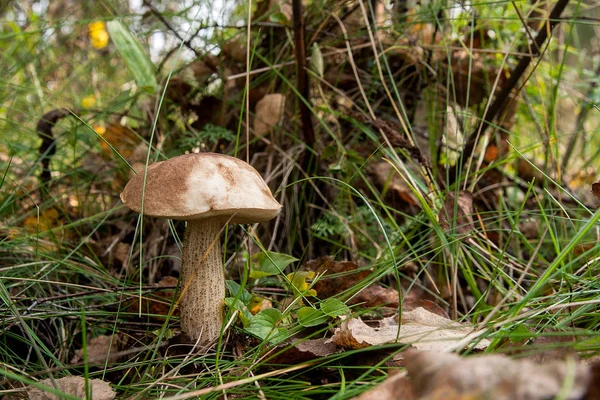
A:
[
  {"left": 224, "top": 297, "right": 252, "bottom": 326},
  {"left": 225, "top": 280, "right": 252, "bottom": 304},
  {"left": 297, "top": 307, "right": 328, "bottom": 327},
  {"left": 286, "top": 271, "right": 317, "bottom": 298},
  {"left": 245, "top": 308, "right": 283, "bottom": 340},
  {"left": 250, "top": 251, "right": 298, "bottom": 279},
  {"left": 106, "top": 20, "right": 157, "bottom": 93},
  {"left": 320, "top": 298, "right": 350, "bottom": 317}
]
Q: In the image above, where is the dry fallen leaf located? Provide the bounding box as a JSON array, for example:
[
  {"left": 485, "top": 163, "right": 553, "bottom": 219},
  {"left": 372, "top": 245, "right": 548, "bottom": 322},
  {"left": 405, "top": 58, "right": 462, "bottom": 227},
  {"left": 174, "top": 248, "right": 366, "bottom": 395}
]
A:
[
  {"left": 402, "top": 298, "right": 449, "bottom": 318},
  {"left": 97, "top": 123, "right": 139, "bottom": 160},
  {"left": 405, "top": 349, "right": 591, "bottom": 400},
  {"left": 304, "top": 257, "right": 371, "bottom": 299},
  {"left": 268, "top": 338, "right": 339, "bottom": 364},
  {"left": 354, "top": 284, "right": 401, "bottom": 309},
  {"left": 189, "top": 58, "right": 216, "bottom": 84},
  {"left": 28, "top": 376, "right": 115, "bottom": 400},
  {"left": 329, "top": 307, "right": 489, "bottom": 352},
  {"left": 586, "top": 361, "right": 600, "bottom": 399},
  {"left": 370, "top": 161, "right": 419, "bottom": 210},
  {"left": 353, "top": 372, "right": 414, "bottom": 400},
  {"left": 21, "top": 208, "right": 68, "bottom": 250},
  {"left": 71, "top": 334, "right": 124, "bottom": 364},
  {"left": 254, "top": 93, "right": 285, "bottom": 137},
  {"left": 113, "top": 242, "right": 130, "bottom": 265},
  {"left": 592, "top": 181, "right": 600, "bottom": 202},
  {"left": 439, "top": 190, "right": 475, "bottom": 235},
  {"left": 221, "top": 40, "right": 246, "bottom": 63},
  {"left": 356, "top": 350, "right": 594, "bottom": 400},
  {"left": 23, "top": 208, "right": 62, "bottom": 233}
]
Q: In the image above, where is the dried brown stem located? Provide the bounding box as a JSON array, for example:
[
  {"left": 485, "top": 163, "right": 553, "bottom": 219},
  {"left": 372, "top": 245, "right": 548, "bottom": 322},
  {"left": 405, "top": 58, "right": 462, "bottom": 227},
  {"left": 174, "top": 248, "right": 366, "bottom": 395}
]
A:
[
  {"left": 293, "top": 0, "right": 316, "bottom": 149},
  {"left": 37, "top": 108, "right": 70, "bottom": 190}
]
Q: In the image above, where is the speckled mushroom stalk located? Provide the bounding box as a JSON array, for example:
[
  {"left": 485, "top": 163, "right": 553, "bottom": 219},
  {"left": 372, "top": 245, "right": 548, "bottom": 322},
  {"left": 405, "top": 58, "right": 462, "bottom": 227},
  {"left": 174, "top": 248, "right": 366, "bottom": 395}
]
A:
[{"left": 180, "top": 219, "right": 225, "bottom": 342}]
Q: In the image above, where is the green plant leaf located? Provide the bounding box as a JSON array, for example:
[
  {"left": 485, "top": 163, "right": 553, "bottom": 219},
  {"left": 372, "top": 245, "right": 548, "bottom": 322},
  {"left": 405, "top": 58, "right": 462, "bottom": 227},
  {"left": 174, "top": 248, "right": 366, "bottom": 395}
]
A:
[
  {"left": 224, "top": 297, "right": 252, "bottom": 327},
  {"left": 106, "top": 20, "right": 157, "bottom": 93},
  {"left": 250, "top": 251, "right": 298, "bottom": 279},
  {"left": 245, "top": 308, "right": 283, "bottom": 340},
  {"left": 225, "top": 280, "right": 252, "bottom": 304},
  {"left": 297, "top": 306, "right": 328, "bottom": 327},
  {"left": 286, "top": 271, "right": 317, "bottom": 298},
  {"left": 320, "top": 298, "right": 350, "bottom": 317}
]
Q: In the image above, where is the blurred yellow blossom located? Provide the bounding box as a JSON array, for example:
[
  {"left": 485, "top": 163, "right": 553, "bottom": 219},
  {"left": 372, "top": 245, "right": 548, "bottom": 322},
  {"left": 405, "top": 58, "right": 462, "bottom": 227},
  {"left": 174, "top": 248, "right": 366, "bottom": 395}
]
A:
[
  {"left": 81, "top": 95, "right": 96, "bottom": 109},
  {"left": 93, "top": 124, "right": 106, "bottom": 135},
  {"left": 89, "top": 21, "right": 109, "bottom": 49}
]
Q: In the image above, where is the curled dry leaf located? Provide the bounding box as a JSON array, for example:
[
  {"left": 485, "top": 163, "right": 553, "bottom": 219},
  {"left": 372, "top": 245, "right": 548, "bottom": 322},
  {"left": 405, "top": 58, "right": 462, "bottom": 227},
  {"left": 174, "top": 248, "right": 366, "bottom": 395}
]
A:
[
  {"left": 439, "top": 190, "right": 475, "bottom": 235},
  {"left": 329, "top": 307, "right": 489, "bottom": 352},
  {"left": 254, "top": 94, "right": 285, "bottom": 137},
  {"left": 28, "top": 376, "right": 115, "bottom": 400},
  {"left": 71, "top": 334, "right": 124, "bottom": 364},
  {"left": 405, "top": 349, "right": 591, "bottom": 400}
]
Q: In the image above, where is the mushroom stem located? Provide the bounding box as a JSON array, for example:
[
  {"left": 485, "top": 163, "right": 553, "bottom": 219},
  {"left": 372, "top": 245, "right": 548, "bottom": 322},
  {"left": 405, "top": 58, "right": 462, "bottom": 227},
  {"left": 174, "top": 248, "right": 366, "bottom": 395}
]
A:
[{"left": 180, "top": 219, "right": 225, "bottom": 343}]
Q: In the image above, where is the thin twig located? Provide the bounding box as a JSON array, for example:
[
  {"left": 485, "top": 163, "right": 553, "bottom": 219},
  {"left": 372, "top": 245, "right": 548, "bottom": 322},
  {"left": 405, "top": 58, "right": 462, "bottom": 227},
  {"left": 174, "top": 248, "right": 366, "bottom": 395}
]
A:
[{"left": 37, "top": 108, "right": 70, "bottom": 190}]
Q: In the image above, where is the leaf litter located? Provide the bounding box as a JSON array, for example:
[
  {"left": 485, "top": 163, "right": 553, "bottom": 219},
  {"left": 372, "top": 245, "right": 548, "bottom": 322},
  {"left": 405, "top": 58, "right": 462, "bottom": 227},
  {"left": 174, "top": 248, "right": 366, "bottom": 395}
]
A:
[
  {"left": 355, "top": 349, "right": 594, "bottom": 400},
  {"left": 329, "top": 307, "right": 490, "bottom": 352},
  {"left": 27, "top": 376, "right": 115, "bottom": 400}
]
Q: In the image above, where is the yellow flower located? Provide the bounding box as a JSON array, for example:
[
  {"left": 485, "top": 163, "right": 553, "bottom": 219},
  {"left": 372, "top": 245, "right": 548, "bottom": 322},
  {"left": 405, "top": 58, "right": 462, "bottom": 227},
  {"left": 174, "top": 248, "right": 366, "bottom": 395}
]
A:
[
  {"left": 81, "top": 95, "right": 96, "bottom": 109},
  {"left": 89, "top": 21, "right": 109, "bottom": 49},
  {"left": 93, "top": 124, "right": 106, "bottom": 135}
]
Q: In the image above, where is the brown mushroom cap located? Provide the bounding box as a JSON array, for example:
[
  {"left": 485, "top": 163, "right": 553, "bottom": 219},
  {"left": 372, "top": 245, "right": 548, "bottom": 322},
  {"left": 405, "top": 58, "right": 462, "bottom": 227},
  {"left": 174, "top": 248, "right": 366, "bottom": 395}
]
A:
[{"left": 120, "top": 153, "right": 282, "bottom": 223}]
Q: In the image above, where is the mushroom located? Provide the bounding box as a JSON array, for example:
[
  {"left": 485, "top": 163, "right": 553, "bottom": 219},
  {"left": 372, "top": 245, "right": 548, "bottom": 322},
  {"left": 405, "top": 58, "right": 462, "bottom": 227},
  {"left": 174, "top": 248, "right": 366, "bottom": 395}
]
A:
[{"left": 120, "top": 153, "right": 281, "bottom": 343}]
